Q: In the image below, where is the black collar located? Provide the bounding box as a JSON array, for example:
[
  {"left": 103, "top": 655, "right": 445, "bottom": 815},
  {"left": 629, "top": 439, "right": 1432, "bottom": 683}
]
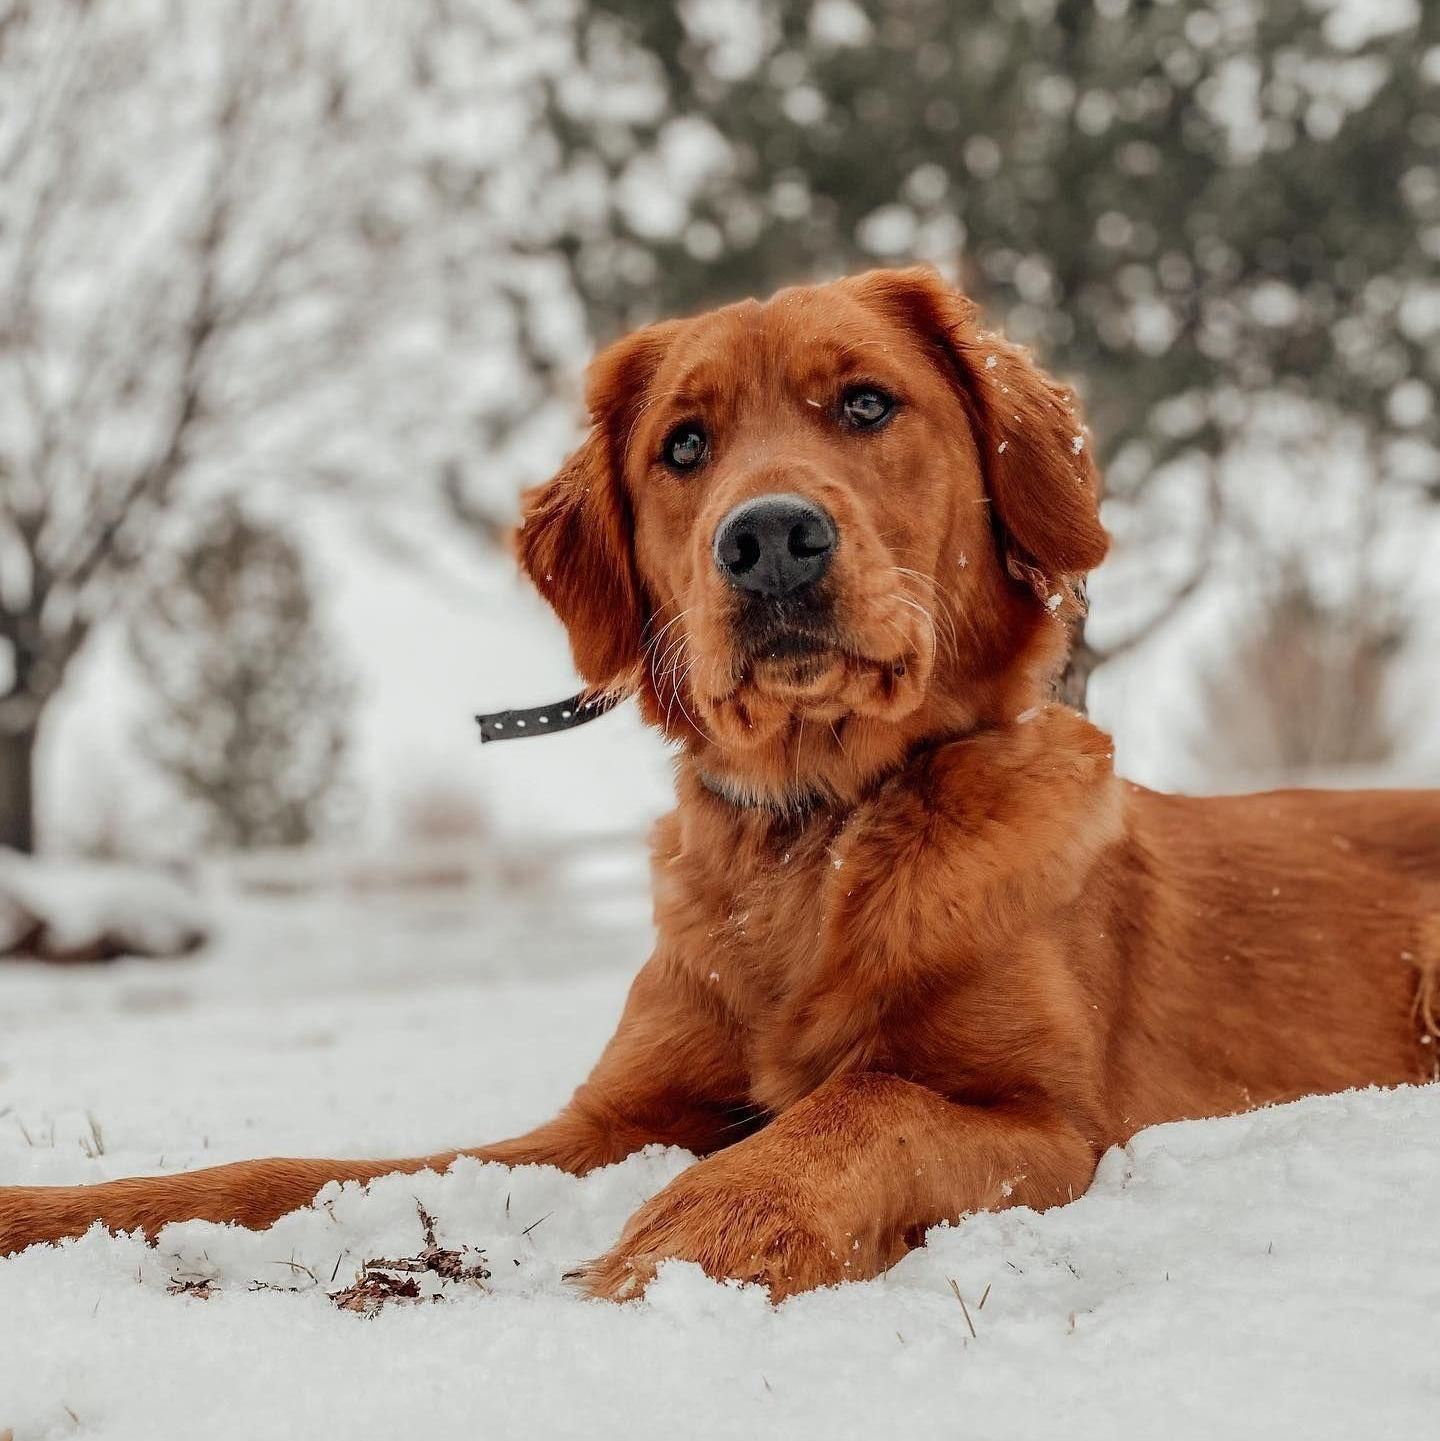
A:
[
  {"left": 475, "top": 692, "right": 829, "bottom": 818},
  {"left": 474, "top": 691, "right": 617, "bottom": 744}
]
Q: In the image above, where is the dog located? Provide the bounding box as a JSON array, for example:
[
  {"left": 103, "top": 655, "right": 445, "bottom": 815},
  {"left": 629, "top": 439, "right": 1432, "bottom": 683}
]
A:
[{"left": 2, "top": 267, "right": 1437, "bottom": 1299}]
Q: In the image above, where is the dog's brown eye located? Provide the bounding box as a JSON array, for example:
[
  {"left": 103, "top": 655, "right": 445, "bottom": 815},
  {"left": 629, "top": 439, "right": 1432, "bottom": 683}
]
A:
[
  {"left": 664, "top": 423, "right": 708, "bottom": 470},
  {"left": 841, "top": 387, "right": 895, "bottom": 429}
]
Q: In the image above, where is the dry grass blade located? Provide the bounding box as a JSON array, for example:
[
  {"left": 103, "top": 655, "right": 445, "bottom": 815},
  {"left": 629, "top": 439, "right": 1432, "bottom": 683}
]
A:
[
  {"left": 331, "top": 1268, "right": 424, "bottom": 1316},
  {"left": 329, "top": 1201, "right": 489, "bottom": 1318},
  {"left": 167, "top": 1277, "right": 216, "bottom": 1300},
  {"left": 947, "top": 1277, "right": 977, "bottom": 1338},
  {"left": 520, "top": 1210, "right": 553, "bottom": 1239}
]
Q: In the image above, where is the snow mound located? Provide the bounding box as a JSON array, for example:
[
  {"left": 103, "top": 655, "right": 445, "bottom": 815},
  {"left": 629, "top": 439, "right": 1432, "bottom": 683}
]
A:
[
  {"left": 1, "top": 1085, "right": 1437, "bottom": 1440},
  {"left": 0, "top": 850, "right": 208, "bottom": 961}
]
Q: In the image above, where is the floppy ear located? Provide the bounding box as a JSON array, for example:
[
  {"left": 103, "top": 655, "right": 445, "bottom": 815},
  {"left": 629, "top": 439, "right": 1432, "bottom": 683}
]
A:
[
  {"left": 517, "top": 429, "right": 644, "bottom": 692},
  {"left": 849, "top": 267, "right": 1109, "bottom": 602},
  {"left": 517, "top": 324, "right": 676, "bottom": 692}
]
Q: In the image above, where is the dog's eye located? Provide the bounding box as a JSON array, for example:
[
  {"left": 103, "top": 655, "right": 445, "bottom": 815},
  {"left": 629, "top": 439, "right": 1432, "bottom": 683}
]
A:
[
  {"left": 663, "top": 423, "right": 708, "bottom": 470},
  {"left": 840, "top": 386, "right": 895, "bottom": 429}
]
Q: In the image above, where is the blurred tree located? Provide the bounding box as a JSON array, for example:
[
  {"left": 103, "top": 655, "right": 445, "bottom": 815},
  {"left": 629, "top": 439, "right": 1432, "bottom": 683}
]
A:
[
  {"left": 1188, "top": 562, "right": 1408, "bottom": 782},
  {"left": 0, "top": 0, "right": 544, "bottom": 852},
  {"left": 526, "top": 0, "right": 1440, "bottom": 708},
  {"left": 128, "top": 503, "right": 352, "bottom": 850}
]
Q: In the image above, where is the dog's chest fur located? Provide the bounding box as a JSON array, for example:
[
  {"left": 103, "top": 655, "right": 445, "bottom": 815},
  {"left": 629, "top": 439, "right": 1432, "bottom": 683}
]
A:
[
  {"left": 650, "top": 710, "right": 1123, "bottom": 1113},
  {"left": 654, "top": 794, "right": 850, "bottom": 1004}
]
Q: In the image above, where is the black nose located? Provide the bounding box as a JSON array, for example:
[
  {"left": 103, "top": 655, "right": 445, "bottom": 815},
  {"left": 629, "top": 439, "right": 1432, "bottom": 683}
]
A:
[{"left": 712, "top": 494, "right": 838, "bottom": 598}]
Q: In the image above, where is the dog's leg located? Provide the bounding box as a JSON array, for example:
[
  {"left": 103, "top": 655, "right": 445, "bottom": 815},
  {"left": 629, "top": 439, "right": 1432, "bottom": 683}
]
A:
[
  {"left": 579, "top": 1071, "right": 1099, "bottom": 1301},
  {"left": 0, "top": 957, "right": 751, "bottom": 1255}
]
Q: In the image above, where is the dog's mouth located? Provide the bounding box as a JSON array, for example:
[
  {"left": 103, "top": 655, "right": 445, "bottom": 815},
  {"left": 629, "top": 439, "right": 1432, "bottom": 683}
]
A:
[
  {"left": 731, "top": 585, "right": 841, "bottom": 663},
  {"left": 751, "top": 627, "right": 831, "bottom": 662},
  {"left": 711, "top": 603, "right": 924, "bottom": 717},
  {"left": 742, "top": 622, "right": 836, "bottom": 683},
  {"left": 668, "top": 574, "right": 938, "bottom": 754},
  {"left": 730, "top": 597, "right": 849, "bottom": 690}
]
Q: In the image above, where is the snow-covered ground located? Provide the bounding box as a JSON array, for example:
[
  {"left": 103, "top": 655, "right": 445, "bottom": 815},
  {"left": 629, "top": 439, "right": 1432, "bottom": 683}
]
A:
[
  {"left": 1, "top": 866, "right": 1437, "bottom": 1441},
  {"left": 0, "top": 851, "right": 208, "bottom": 961}
]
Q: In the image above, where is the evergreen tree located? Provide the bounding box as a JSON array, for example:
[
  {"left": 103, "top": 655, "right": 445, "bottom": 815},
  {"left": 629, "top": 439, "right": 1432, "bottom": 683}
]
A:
[{"left": 128, "top": 504, "right": 353, "bottom": 850}]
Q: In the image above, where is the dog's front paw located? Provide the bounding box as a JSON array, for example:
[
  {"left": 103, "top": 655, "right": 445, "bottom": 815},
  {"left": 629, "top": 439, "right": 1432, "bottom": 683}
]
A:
[{"left": 574, "top": 1158, "right": 853, "bottom": 1302}]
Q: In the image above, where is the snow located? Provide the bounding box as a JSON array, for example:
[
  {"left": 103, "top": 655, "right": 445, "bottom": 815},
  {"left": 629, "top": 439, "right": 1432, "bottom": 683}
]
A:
[
  {"left": 2, "top": 876, "right": 1438, "bottom": 1439},
  {"left": 0, "top": 849, "right": 208, "bottom": 960}
]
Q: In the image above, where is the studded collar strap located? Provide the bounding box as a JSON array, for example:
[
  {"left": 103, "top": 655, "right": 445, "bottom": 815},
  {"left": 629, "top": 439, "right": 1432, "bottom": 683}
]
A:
[{"left": 475, "top": 691, "right": 618, "bottom": 744}]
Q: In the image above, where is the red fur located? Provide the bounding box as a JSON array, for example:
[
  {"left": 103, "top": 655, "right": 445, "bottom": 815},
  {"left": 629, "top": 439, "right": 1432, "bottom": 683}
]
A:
[{"left": 3, "top": 269, "right": 1437, "bottom": 1302}]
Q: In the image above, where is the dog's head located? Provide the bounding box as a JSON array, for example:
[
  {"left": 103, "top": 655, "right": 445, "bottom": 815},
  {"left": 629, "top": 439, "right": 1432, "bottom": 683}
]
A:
[{"left": 518, "top": 267, "right": 1108, "bottom": 804}]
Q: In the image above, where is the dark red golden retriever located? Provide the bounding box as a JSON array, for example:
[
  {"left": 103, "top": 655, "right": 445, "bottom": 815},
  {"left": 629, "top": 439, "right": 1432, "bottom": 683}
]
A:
[{"left": 3, "top": 268, "right": 1437, "bottom": 1298}]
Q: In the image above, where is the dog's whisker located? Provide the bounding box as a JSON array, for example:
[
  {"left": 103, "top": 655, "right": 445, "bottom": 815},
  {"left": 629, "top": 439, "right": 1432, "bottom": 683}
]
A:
[
  {"left": 670, "top": 666, "right": 703, "bottom": 737},
  {"left": 640, "top": 600, "right": 679, "bottom": 644},
  {"left": 649, "top": 618, "right": 695, "bottom": 703},
  {"left": 661, "top": 636, "right": 693, "bottom": 733},
  {"left": 644, "top": 607, "right": 692, "bottom": 666},
  {"left": 655, "top": 630, "right": 707, "bottom": 740},
  {"left": 654, "top": 629, "right": 691, "bottom": 686},
  {"left": 713, "top": 1105, "right": 770, "bottom": 1138},
  {"left": 889, "top": 568, "right": 958, "bottom": 659},
  {"left": 663, "top": 640, "right": 693, "bottom": 700},
  {"left": 670, "top": 657, "right": 703, "bottom": 735},
  {"left": 892, "top": 593, "right": 941, "bottom": 661}
]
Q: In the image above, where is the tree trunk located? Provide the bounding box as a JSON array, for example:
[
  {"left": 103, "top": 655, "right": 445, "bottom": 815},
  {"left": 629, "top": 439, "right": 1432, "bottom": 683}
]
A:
[{"left": 0, "top": 724, "right": 37, "bottom": 853}]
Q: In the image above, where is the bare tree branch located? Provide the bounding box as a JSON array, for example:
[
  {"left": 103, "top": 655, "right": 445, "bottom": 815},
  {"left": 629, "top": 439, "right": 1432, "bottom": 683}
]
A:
[{"left": 1058, "top": 459, "right": 1224, "bottom": 710}]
